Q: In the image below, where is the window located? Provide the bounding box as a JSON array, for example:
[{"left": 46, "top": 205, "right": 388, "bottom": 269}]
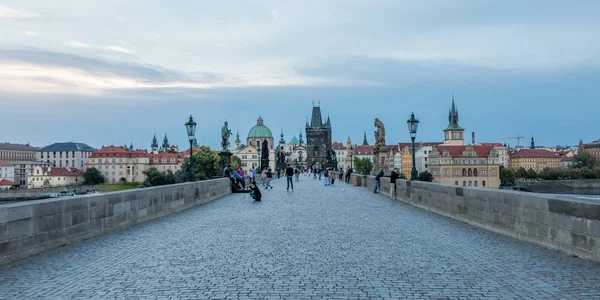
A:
[
  {"left": 468, "top": 181, "right": 472, "bottom": 187},
  {"left": 154, "top": 158, "right": 158, "bottom": 163},
  {"left": 455, "top": 181, "right": 458, "bottom": 185},
  {"left": 462, "top": 169, "right": 466, "bottom": 176},
  {"left": 444, "top": 169, "right": 448, "bottom": 175},
  {"left": 482, "top": 181, "right": 486, "bottom": 187},
  {"left": 474, "top": 181, "right": 478, "bottom": 187},
  {"left": 98, "top": 165, "right": 102, "bottom": 169},
  {"left": 170, "top": 158, "right": 175, "bottom": 163},
  {"left": 468, "top": 168, "right": 472, "bottom": 176},
  {"left": 112, "top": 165, "right": 115, "bottom": 169},
  {"left": 463, "top": 181, "right": 466, "bottom": 186},
  {"left": 112, "top": 172, "right": 115, "bottom": 175},
  {"left": 473, "top": 168, "right": 478, "bottom": 177},
  {"left": 482, "top": 169, "right": 486, "bottom": 175}
]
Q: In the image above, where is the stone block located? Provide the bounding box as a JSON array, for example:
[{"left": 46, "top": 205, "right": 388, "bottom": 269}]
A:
[
  {"left": 0, "top": 205, "right": 33, "bottom": 223},
  {"left": 33, "top": 200, "right": 64, "bottom": 218},
  {"left": 113, "top": 201, "right": 131, "bottom": 215},
  {"left": 499, "top": 215, "right": 516, "bottom": 229},
  {"left": 107, "top": 193, "right": 125, "bottom": 205},
  {"left": 34, "top": 214, "right": 64, "bottom": 233},
  {"left": 548, "top": 199, "right": 600, "bottom": 221},
  {"left": 571, "top": 232, "right": 593, "bottom": 251},
  {"left": 90, "top": 206, "right": 107, "bottom": 220},
  {"left": 67, "top": 209, "right": 89, "bottom": 227},
  {"left": 89, "top": 195, "right": 108, "bottom": 208},
  {"left": 65, "top": 223, "right": 87, "bottom": 237},
  {"left": 63, "top": 197, "right": 89, "bottom": 212},
  {"left": 0, "top": 219, "right": 34, "bottom": 241}
]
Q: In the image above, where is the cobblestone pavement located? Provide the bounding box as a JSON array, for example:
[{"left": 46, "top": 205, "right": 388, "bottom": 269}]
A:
[{"left": 1, "top": 176, "right": 600, "bottom": 299}]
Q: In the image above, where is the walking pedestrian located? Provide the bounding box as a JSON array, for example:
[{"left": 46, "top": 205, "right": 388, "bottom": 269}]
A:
[
  {"left": 339, "top": 168, "right": 344, "bottom": 183},
  {"left": 266, "top": 168, "right": 273, "bottom": 189},
  {"left": 261, "top": 168, "right": 267, "bottom": 187},
  {"left": 331, "top": 168, "right": 338, "bottom": 186},
  {"left": 294, "top": 167, "right": 300, "bottom": 181},
  {"left": 285, "top": 164, "right": 294, "bottom": 191},
  {"left": 277, "top": 168, "right": 281, "bottom": 179},
  {"left": 324, "top": 168, "right": 329, "bottom": 186},
  {"left": 374, "top": 169, "right": 384, "bottom": 193},
  {"left": 390, "top": 168, "right": 399, "bottom": 199}
]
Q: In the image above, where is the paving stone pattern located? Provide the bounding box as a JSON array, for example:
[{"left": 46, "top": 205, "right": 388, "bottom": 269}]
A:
[{"left": 1, "top": 175, "right": 600, "bottom": 299}]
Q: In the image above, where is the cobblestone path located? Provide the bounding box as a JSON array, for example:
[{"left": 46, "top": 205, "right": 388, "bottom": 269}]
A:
[{"left": 1, "top": 176, "right": 600, "bottom": 299}]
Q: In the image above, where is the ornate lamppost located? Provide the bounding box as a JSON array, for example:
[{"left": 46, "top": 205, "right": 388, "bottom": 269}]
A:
[
  {"left": 185, "top": 115, "right": 197, "bottom": 181},
  {"left": 257, "top": 146, "right": 261, "bottom": 172},
  {"left": 407, "top": 112, "right": 420, "bottom": 181}
]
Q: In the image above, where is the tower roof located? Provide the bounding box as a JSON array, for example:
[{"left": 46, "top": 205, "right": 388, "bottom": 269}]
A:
[
  {"left": 151, "top": 134, "right": 158, "bottom": 148},
  {"left": 363, "top": 131, "right": 369, "bottom": 145},
  {"left": 310, "top": 106, "right": 323, "bottom": 127},
  {"left": 248, "top": 117, "right": 273, "bottom": 139},
  {"left": 444, "top": 94, "right": 464, "bottom": 131},
  {"left": 289, "top": 135, "right": 299, "bottom": 145}
]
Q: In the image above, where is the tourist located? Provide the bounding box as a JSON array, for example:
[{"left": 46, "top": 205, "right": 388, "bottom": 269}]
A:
[
  {"left": 237, "top": 167, "right": 246, "bottom": 188},
  {"left": 339, "top": 167, "right": 344, "bottom": 183},
  {"left": 249, "top": 181, "right": 262, "bottom": 201},
  {"left": 374, "top": 169, "right": 384, "bottom": 193},
  {"left": 294, "top": 167, "right": 300, "bottom": 181},
  {"left": 330, "top": 168, "right": 338, "bottom": 186},
  {"left": 265, "top": 168, "right": 273, "bottom": 189},
  {"left": 318, "top": 169, "right": 322, "bottom": 180},
  {"left": 223, "top": 165, "right": 235, "bottom": 187},
  {"left": 277, "top": 168, "right": 281, "bottom": 179},
  {"left": 324, "top": 168, "right": 329, "bottom": 186},
  {"left": 250, "top": 167, "right": 256, "bottom": 183},
  {"left": 232, "top": 170, "right": 244, "bottom": 190},
  {"left": 261, "top": 168, "right": 267, "bottom": 187},
  {"left": 285, "top": 164, "right": 294, "bottom": 191},
  {"left": 390, "top": 168, "right": 400, "bottom": 199}
]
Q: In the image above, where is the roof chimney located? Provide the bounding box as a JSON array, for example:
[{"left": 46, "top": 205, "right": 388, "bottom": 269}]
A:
[{"left": 472, "top": 132, "right": 475, "bottom": 145}]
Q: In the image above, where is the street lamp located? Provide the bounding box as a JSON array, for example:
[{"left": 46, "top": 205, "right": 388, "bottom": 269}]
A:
[
  {"left": 407, "top": 112, "right": 420, "bottom": 181},
  {"left": 185, "top": 115, "right": 197, "bottom": 181},
  {"left": 257, "top": 146, "right": 261, "bottom": 172}
]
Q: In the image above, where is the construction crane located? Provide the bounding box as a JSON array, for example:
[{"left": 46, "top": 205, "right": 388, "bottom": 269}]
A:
[{"left": 503, "top": 135, "right": 525, "bottom": 149}]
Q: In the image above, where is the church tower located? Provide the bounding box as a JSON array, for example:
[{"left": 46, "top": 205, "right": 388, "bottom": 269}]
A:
[
  {"left": 279, "top": 129, "right": 286, "bottom": 150},
  {"left": 299, "top": 130, "right": 304, "bottom": 146},
  {"left": 235, "top": 130, "right": 241, "bottom": 148},
  {"left": 161, "top": 134, "right": 170, "bottom": 152},
  {"left": 151, "top": 134, "right": 159, "bottom": 154},
  {"left": 306, "top": 101, "right": 333, "bottom": 169},
  {"left": 363, "top": 131, "right": 369, "bottom": 145},
  {"left": 443, "top": 95, "right": 465, "bottom": 146}
]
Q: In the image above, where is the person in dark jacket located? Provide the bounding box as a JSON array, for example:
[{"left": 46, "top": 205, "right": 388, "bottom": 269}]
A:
[
  {"left": 374, "top": 169, "right": 384, "bottom": 193},
  {"left": 285, "top": 164, "right": 294, "bottom": 191},
  {"left": 265, "top": 168, "right": 273, "bottom": 189},
  {"left": 249, "top": 181, "right": 262, "bottom": 201},
  {"left": 390, "top": 168, "right": 400, "bottom": 199}
]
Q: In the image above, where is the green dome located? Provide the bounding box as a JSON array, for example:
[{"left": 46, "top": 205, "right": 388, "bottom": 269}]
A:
[
  {"left": 288, "top": 135, "right": 299, "bottom": 145},
  {"left": 247, "top": 116, "right": 273, "bottom": 139}
]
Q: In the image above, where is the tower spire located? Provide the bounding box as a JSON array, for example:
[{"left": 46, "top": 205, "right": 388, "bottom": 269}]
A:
[{"left": 363, "top": 131, "right": 369, "bottom": 145}]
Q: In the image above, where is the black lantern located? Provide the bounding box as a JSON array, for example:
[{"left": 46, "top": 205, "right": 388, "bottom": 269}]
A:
[
  {"left": 185, "top": 115, "right": 197, "bottom": 181},
  {"left": 406, "top": 113, "right": 420, "bottom": 180}
]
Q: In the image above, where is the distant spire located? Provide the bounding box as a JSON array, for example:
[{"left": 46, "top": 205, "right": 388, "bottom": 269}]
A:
[
  {"left": 363, "top": 131, "right": 369, "bottom": 145},
  {"left": 151, "top": 134, "right": 158, "bottom": 149},
  {"left": 162, "top": 134, "right": 170, "bottom": 149},
  {"left": 129, "top": 142, "right": 133, "bottom": 150},
  {"left": 299, "top": 130, "right": 304, "bottom": 145},
  {"left": 279, "top": 128, "right": 285, "bottom": 144},
  {"left": 531, "top": 136, "right": 535, "bottom": 149}
]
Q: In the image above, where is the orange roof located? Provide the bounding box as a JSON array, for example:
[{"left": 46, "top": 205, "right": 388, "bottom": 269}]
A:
[
  {"left": 332, "top": 142, "right": 346, "bottom": 150},
  {"left": 509, "top": 149, "right": 559, "bottom": 158},
  {"left": 354, "top": 145, "right": 375, "bottom": 155},
  {"left": 0, "top": 179, "right": 15, "bottom": 186},
  {"left": 435, "top": 145, "right": 493, "bottom": 158},
  {"left": 480, "top": 143, "right": 504, "bottom": 147}
]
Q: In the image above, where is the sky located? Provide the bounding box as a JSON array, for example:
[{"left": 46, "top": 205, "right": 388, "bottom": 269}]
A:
[{"left": 1, "top": 0, "right": 599, "bottom": 151}]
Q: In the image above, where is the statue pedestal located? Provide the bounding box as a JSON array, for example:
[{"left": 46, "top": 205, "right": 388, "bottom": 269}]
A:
[
  {"left": 372, "top": 146, "right": 389, "bottom": 175},
  {"left": 218, "top": 151, "right": 233, "bottom": 177}
]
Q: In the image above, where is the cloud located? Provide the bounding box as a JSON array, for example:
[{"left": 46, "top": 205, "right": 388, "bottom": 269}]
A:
[
  {"left": 65, "top": 41, "right": 91, "bottom": 48},
  {"left": 0, "top": 5, "right": 41, "bottom": 19},
  {"left": 25, "top": 31, "right": 39, "bottom": 37},
  {"left": 105, "top": 45, "right": 133, "bottom": 54}
]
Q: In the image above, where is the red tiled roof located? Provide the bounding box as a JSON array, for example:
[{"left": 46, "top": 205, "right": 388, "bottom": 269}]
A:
[
  {"left": 561, "top": 156, "right": 573, "bottom": 162},
  {"left": 435, "top": 145, "right": 493, "bottom": 158},
  {"left": 0, "top": 160, "right": 14, "bottom": 167},
  {"left": 40, "top": 167, "right": 84, "bottom": 177},
  {"left": 148, "top": 153, "right": 184, "bottom": 164},
  {"left": 397, "top": 142, "right": 443, "bottom": 148},
  {"left": 0, "top": 179, "right": 15, "bottom": 186},
  {"left": 509, "top": 149, "right": 559, "bottom": 158},
  {"left": 0, "top": 142, "right": 36, "bottom": 151},
  {"left": 353, "top": 145, "right": 375, "bottom": 155},
  {"left": 332, "top": 142, "right": 346, "bottom": 150}
]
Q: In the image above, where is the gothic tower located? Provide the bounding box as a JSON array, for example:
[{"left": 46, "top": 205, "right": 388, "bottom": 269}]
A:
[
  {"left": 151, "top": 134, "right": 159, "bottom": 154},
  {"left": 235, "top": 130, "right": 241, "bottom": 148},
  {"left": 443, "top": 94, "right": 465, "bottom": 146},
  {"left": 363, "top": 131, "right": 369, "bottom": 145},
  {"left": 305, "top": 102, "right": 333, "bottom": 169},
  {"left": 161, "top": 134, "right": 170, "bottom": 151}
]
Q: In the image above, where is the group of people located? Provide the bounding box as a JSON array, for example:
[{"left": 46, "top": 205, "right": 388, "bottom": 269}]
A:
[{"left": 373, "top": 167, "right": 401, "bottom": 199}]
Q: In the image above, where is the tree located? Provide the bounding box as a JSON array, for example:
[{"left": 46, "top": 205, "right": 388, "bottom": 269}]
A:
[
  {"left": 180, "top": 146, "right": 220, "bottom": 181},
  {"left": 500, "top": 167, "right": 516, "bottom": 186},
  {"left": 119, "top": 177, "right": 127, "bottom": 184},
  {"left": 525, "top": 168, "right": 538, "bottom": 180},
  {"left": 573, "top": 151, "right": 597, "bottom": 169},
  {"left": 230, "top": 155, "right": 242, "bottom": 171},
  {"left": 418, "top": 171, "right": 433, "bottom": 182},
  {"left": 83, "top": 167, "right": 105, "bottom": 185},
  {"left": 354, "top": 157, "right": 373, "bottom": 175},
  {"left": 166, "top": 148, "right": 179, "bottom": 154},
  {"left": 516, "top": 167, "right": 527, "bottom": 179},
  {"left": 142, "top": 167, "right": 176, "bottom": 187}
]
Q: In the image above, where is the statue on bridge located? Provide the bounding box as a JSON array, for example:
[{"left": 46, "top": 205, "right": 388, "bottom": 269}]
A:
[
  {"left": 373, "top": 118, "right": 386, "bottom": 151},
  {"left": 221, "top": 121, "right": 232, "bottom": 151}
]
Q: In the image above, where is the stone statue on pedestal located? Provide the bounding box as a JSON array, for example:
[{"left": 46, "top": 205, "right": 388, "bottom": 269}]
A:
[
  {"left": 221, "top": 121, "right": 232, "bottom": 151},
  {"left": 374, "top": 118, "right": 386, "bottom": 151}
]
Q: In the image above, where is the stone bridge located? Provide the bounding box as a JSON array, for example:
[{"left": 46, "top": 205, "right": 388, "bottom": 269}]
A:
[{"left": 1, "top": 176, "right": 599, "bottom": 299}]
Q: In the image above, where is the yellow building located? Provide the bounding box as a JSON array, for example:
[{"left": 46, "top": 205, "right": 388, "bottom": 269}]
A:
[
  {"left": 401, "top": 146, "right": 412, "bottom": 179},
  {"left": 508, "top": 149, "right": 561, "bottom": 172},
  {"left": 429, "top": 145, "right": 501, "bottom": 188}
]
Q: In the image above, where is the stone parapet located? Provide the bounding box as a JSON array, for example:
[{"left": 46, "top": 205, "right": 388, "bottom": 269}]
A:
[
  {"left": 0, "top": 178, "right": 231, "bottom": 266},
  {"left": 350, "top": 174, "right": 600, "bottom": 262}
]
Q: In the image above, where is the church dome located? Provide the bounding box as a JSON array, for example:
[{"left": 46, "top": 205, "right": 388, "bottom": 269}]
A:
[
  {"left": 247, "top": 116, "right": 273, "bottom": 139},
  {"left": 289, "top": 135, "right": 299, "bottom": 145}
]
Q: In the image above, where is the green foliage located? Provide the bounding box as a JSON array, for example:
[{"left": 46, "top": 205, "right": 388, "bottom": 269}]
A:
[
  {"left": 525, "top": 168, "right": 538, "bottom": 180},
  {"left": 119, "top": 177, "right": 127, "bottom": 184},
  {"left": 142, "top": 167, "right": 176, "bottom": 187},
  {"left": 230, "top": 155, "right": 242, "bottom": 171},
  {"left": 166, "top": 148, "right": 179, "bottom": 154},
  {"left": 573, "top": 151, "right": 597, "bottom": 169},
  {"left": 418, "top": 171, "right": 433, "bottom": 182},
  {"left": 83, "top": 167, "right": 105, "bottom": 185},
  {"left": 516, "top": 167, "right": 527, "bottom": 179},
  {"left": 354, "top": 157, "right": 373, "bottom": 175},
  {"left": 539, "top": 167, "right": 568, "bottom": 180},
  {"left": 500, "top": 167, "right": 516, "bottom": 186},
  {"left": 180, "top": 146, "right": 220, "bottom": 181}
]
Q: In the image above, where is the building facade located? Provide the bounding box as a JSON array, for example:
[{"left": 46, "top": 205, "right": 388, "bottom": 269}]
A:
[
  {"left": 37, "top": 142, "right": 96, "bottom": 170},
  {"left": 27, "top": 166, "right": 84, "bottom": 188},
  {"left": 508, "top": 149, "right": 561, "bottom": 172},
  {"left": 0, "top": 143, "right": 36, "bottom": 162},
  {"left": 0, "top": 161, "right": 15, "bottom": 189},
  {"left": 442, "top": 96, "right": 465, "bottom": 146},
  {"left": 11, "top": 161, "right": 51, "bottom": 187},
  {"left": 400, "top": 146, "right": 412, "bottom": 179},
  {"left": 578, "top": 139, "right": 600, "bottom": 163},
  {"left": 429, "top": 145, "right": 501, "bottom": 188},
  {"left": 306, "top": 104, "right": 333, "bottom": 169},
  {"left": 332, "top": 142, "right": 347, "bottom": 170},
  {"left": 230, "top": 117, "right": 277, "bottom": 173}
]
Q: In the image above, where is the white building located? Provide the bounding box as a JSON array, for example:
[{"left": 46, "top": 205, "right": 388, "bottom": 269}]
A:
[
  {"left": 0, "top": 161, "right": 15, "bottom": 190},
  {"left": 27, "top": 166, "right": 84, "bottom": 188},
  {"left": 414, "top": 146, "right": 433, "bottom": 173},
  {"left": 37, "top": 142, "right": 96, "bottom": 170},
  {"left": 332, "top": 142, "right": 347, "bottom": 170}
]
